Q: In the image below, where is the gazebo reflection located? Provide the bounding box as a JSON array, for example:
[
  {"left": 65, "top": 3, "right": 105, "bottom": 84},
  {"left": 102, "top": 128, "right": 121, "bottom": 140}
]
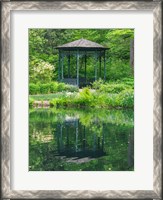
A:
[{"left": 55, "top": 115, "right": 106, "bottom": 161}]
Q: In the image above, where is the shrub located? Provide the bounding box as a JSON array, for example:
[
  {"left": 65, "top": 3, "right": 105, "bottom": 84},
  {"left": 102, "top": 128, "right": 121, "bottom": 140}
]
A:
[
  {"left": 92, "top": 79, "right": 133, "bottom": 94},
  {"left": 29, "top": 59, "right": 55, "bottom": 83},
  {"left": 39, "top": 83, "right": 50, "bottom": 94},
  {"left": 103, "top": 94, "right": 117, "bottom": 107},
  {"left": 92, "top": 79, "right": 104, "bottom": 90},
  {"left": 99, "top": 83, "right": 128, "bottom": 94},
  {"left": 66, "top": 85, "right": 79, "bottom": 92},
  {"left": 29, "top": 82, "right": 79, "bottom": 95},
  {"left": 79, "top": 87, "right": 92, "bottom": 98},
  {"left": 29, "top": 83, "right": 40, "bottom": 94},
  {"left": 29, "top": 98, "right": 34, "bottom": 108},
  {"left": 49, "top": 82, "right": 58, "bottom": 93},
  {"left": 57, "top": 82, "right": 66, "bottom": 92},
  {"left": 78, "top": 88, "right": 93, "bottom": 105},
  {"left": 116, "top": 89, "right": 134, "bottom": 108},
  {"left": 121, "top": 78, "right": 134, "bottom": 88},
  {"left": 106, "top": 59, "right": 132, "bottom": 81}
]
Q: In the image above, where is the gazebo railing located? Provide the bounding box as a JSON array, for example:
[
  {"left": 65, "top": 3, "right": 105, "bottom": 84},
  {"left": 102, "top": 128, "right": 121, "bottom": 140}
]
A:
[
  {"left": 61, "top": 77, "right": 96, "bottom": 87},
  {"left": 61, "top": 78, "right": 77, "bottom": 86}
]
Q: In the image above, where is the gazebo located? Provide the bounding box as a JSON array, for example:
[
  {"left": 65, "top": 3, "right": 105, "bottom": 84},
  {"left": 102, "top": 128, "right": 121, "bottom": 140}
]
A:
[{"left": 56, "top": 38, "right": 108, "bottom": 87}]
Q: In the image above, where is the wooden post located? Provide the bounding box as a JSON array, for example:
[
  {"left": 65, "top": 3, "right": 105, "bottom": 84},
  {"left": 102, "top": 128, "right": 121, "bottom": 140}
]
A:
[
  {"left": 76, "top": 50, "right": 79, "bottom": 87},
  {"left": 61, "top": 52, "right": 64, "bottom": 80},
  {"left": 99, "top": 53, "right": 102, "bottom": 78},
  {"left": 58, "top": 50, "right": 61, "bottom": 80},
  {"left": 104, "top": 50, "right": 106, "bottom": 81},
  {"left": 68, "top": 53, "right": 70, "bottom": 78}
]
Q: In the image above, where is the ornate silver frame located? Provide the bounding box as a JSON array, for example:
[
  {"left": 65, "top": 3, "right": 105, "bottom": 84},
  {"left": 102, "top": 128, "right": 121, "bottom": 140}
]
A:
[{"left": 1, "top": 1, "right": 162, "bottom": 199}]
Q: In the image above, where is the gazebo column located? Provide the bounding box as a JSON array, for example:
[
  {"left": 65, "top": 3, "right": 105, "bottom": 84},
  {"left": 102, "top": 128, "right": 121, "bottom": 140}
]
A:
[
  {"left": 99, "top": 53, "right": 102, "bottom": 78},
  {"left": 76, "top": 50, "right": 79, "bottom": 87},
  {"left": 58, "top": 50, "right": 61, "bottom": 80},
  {"left": 84, "top": 52, "right": 87, "bottom": 83},
  {"left": 104, "top": 50, "right": 106, "bottom": 80},
  {"left": 61, "top": 52, "right": 64, "bottom": 80},
  {"left": 68, "top": 52, "right": 70, "bottom": 78},
  {"left": 94, "top": 51, "right": 98, "bottom": 81}
]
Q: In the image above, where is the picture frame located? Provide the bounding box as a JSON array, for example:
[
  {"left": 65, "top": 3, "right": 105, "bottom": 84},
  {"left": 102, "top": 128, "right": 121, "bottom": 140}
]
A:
[{"left": 1, "top": 1, "right": 162, "bottom": 199}]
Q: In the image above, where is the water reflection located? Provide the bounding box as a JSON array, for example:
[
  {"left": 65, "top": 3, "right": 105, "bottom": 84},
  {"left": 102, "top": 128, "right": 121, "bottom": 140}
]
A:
[
  {"left": 56, "top": 117, "right": 106, "bottom": 160},
  {"left": 29, "top": 108, "right": 134, "bottom": 171}
]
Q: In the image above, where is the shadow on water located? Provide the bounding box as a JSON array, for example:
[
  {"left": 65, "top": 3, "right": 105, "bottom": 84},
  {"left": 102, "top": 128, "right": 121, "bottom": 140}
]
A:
[{"left": 29, "top": 108, "right": 134, "bottom": 171}]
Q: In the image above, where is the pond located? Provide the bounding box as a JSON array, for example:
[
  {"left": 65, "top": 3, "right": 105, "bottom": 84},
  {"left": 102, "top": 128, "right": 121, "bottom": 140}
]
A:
[{"left": 29, "top": 108, "right": 134, "bottom": 171}]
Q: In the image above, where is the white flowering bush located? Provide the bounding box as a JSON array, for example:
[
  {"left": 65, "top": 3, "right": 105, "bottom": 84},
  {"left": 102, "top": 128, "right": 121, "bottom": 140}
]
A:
[{"left": 30, "top": 59, "right": 55, "bottom": 83}]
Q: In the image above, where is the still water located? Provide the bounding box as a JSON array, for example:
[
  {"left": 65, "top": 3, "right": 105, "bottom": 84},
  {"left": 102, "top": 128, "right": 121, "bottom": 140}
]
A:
[{"left": 29, "top": 108, "right": 134, "bottom": 171}]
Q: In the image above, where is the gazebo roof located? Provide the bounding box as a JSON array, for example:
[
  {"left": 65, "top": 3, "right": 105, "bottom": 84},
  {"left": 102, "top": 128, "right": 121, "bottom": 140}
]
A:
[{"left": 56, "top": 38, "right": 108, "bottom": 49}]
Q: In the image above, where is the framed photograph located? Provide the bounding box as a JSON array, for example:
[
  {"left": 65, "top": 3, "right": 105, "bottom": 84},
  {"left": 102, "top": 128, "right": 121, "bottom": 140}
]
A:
[{"left": 1, "top": 1, "right": 162, "bottom": 199}]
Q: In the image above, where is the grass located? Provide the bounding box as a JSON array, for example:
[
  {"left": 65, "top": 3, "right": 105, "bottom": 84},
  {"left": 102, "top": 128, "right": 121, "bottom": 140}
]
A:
[{"left": 29, "top": 92, "right": 77, "bottom": 101}]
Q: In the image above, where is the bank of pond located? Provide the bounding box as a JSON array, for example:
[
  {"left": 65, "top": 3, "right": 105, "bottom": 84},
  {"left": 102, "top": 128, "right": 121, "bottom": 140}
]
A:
[
  {"left": 29, "top": 87, "right": 134, "bottom": 109},
  {"left": 29, "top": 78, "right": 134, "bottom": 109}
]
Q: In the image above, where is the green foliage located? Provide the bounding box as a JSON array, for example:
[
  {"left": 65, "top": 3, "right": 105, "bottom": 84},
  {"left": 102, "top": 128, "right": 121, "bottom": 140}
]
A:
[
  {"left": 29, "top": 59, "right": 55, "bottom": 83},
  {"left": 92, "top": 78, "right": 133, "bottom": 94},
  {"left": 30, "top": 80, "right": 134, "bottom": 108},
  {"left": 92, "top": 78, "right": 104, "bottom": 89},
  {"left": 66, "top": 85, "right": 79, "bottom": 92},
  {"left": 39, "top": 83, "right": 50, "bottom": 94},
  {"left": 29, "top": 83, "right": 40, "bottom": 95},
  {"left": 49, "top": 88, "right": 134, "bottom": 109},
  {"left": 29, "top": 82, "right": 79, "bottom": 95},
  {"left": 49, "top": 82, "right": 58, "bottom": 92},
  {"left": 79, "top": 87, "right": 92, "bottom": 99},
  {"left": 29, "top": 98, "right": 34, "bottom": 108},
  {"left": 29, "top": 92, "right": 76, "bottom": 101},
  {"left": 29, "top": 29, "right": 134, "bottom": 84},
  {"left": 106, "top": 59, "right": 132, "bottom": 81},
  {"left": 119, "top": 77, "right": 134, "bottom": 88},
  {"left": 99, "top": 83, "right": 127, "bottom": 93},
  {"left": 106, "top": 29, "right": 134, "bottom": 61},
  {"left": 74, "top": 88, "right": 94, "bottom": 107},
  {"left": 57, "top": 82, "right": 66, "bottom": 92},
  {"left": 116, "top": 89, "right": 134, "bottom": 107}
]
